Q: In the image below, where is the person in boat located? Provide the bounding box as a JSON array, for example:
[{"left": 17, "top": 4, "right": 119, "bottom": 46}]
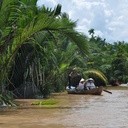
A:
[
  {"left": 85, "top": 78, "right": 96, "bottom": 90},
  {"left": 68, "top": 68, "right": 82, "bottom": 89},
  {"left": 76, "top": 78, "right": 85, "bottom": 91}
]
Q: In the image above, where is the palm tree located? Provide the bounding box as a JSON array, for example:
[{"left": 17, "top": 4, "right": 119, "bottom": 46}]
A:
[
  {"left": 88, "top": 28, "right": 95, "bottom": 38},
  {"left": 0, "top": 0, "right": 89, "bottom": 102}
]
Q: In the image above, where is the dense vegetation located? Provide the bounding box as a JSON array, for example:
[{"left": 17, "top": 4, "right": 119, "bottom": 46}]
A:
[
  {"left": 88, "top": 29, "right": 128, "bottom": 85},
  {"left": 0, "top": 0, "right": 128, "bottom": 104}
]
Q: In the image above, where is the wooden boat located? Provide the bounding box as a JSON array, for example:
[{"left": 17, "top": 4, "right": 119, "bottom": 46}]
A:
[{"left": 67, "top": 86, "right": 103, "bottom": 95}]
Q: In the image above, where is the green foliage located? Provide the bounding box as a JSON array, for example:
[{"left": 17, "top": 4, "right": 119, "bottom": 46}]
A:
[
  {"left": 31, "top": 99, "right": 58, "bottom": 106},
  {"left": 0, "top": 92, "right": 16, "bottom": 106},
  {"left": 83, "top": 69, "right": 108, "bottom": 86},
  {"left": 111, "top": 42, "right": 128, "bottom": 83},
  {"left": 88, "top": 29, "right": 128, "bottom": 84},
  {"left": 3, "top": 0, "right": 128, "bottom": 105},
  {"left": 0, "top": 0, "right": 89, "bottom": 101}
]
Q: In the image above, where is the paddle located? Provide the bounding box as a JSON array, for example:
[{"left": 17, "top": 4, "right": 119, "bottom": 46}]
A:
[{"left": 103, "top": 89, "right": 112, "bottom": 94}]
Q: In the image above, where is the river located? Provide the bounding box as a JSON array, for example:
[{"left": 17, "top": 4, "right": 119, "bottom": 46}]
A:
[{"left": 0, "top": 90, "right": 128, "bottom": 128}]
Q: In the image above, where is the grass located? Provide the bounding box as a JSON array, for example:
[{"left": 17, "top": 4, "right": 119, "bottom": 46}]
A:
[{"left": 31, "top": 99, "right": 58, "bottom": 107}]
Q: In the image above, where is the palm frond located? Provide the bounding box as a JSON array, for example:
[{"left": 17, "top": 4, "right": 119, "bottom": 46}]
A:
[
  {"left": 20, "top": 0, "right": 37, "bottom": 6},
  {"left": 83, "top": 69, "right": 108, "bottom": 85},
  {"left": 61, "top": 30, "right": 89, "bottom": 55},
  {"left": 52, "top": 4, "right": 62, "bottom": 16}
]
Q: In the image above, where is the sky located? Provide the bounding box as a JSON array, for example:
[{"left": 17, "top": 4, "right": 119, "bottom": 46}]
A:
[{"left": 37, "top": 0, "right": 128, "bottom": 43}]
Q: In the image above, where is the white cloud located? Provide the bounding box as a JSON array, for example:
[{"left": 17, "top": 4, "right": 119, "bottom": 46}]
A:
[
  {"left": 37, "top": 0, "right": 128, "bottom": 43},
  {"left": 37, "top": 0, "right": 58, "bottom": 6}
]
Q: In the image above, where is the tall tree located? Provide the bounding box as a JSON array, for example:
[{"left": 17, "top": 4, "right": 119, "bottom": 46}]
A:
[{"left": 0, "top": 0, "right": 89, "bottom": 100}]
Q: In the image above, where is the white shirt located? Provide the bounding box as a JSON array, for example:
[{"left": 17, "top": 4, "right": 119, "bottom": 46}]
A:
[
  {"left": 77, "top": 82, "right": 85, "bottom": 90},
  {"left": 86, "top": 81, "right": 95, "bottom": 89}
]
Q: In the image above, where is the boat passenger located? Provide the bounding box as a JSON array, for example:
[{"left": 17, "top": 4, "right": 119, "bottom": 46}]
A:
[
  {"left": 77, "top": 78, "right": 85, "bottom": 90},
  {"left": 85, "top": 78, "right": 96, "bottom": 90},
  {"left": 68, "top": 68, "right": 82, "bottom": 89}
]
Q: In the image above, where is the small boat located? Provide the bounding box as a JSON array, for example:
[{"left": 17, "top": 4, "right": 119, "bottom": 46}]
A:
[{"left": 66, "top": 86, "right": 103, "bottom": 95}]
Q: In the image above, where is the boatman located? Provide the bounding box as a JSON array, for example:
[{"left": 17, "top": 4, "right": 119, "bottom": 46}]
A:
[{"left": 68, "top": 68, "right": 82, "bottom": 89}]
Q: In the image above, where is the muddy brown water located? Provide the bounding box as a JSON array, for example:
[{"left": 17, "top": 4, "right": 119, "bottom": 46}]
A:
[{"left": 0, "top": 90, "right": 128, "bottom": 128}]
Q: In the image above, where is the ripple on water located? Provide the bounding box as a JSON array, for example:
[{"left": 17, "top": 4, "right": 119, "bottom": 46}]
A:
[{"left": 0, "top": 90, "right": 128, "bottom": 128}]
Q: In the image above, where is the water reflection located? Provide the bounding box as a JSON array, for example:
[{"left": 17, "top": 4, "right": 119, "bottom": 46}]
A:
[{"left": 0, "top": 90, "right": 128, "bottom": 128}]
